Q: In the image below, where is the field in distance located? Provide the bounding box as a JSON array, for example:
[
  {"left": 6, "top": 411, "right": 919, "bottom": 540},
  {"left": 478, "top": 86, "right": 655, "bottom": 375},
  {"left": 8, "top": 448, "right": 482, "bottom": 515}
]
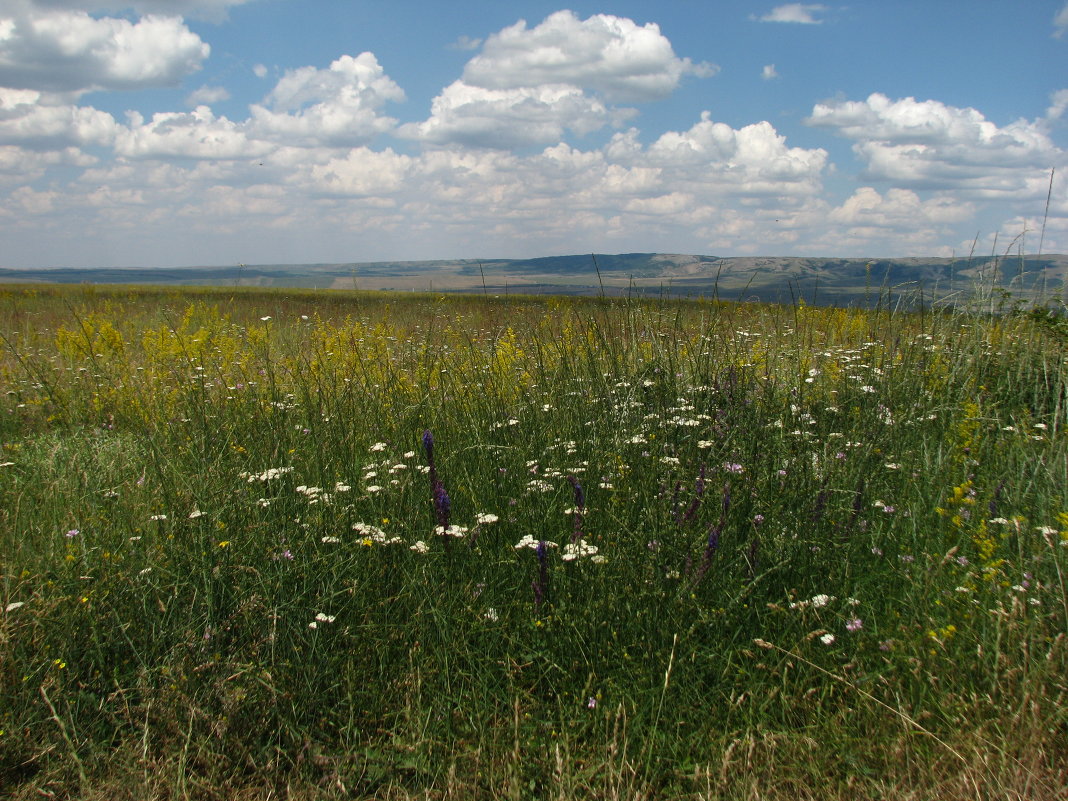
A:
[{"left": 3, "top": 251, "right": 1067, "bottom": 307}]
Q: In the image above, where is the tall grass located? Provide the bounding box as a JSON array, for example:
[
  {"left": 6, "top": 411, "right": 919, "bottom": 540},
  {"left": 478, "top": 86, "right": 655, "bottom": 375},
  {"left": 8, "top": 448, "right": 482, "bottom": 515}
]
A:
[{"left": 0, "top": 284, "right": 1065, "bottom": 799}]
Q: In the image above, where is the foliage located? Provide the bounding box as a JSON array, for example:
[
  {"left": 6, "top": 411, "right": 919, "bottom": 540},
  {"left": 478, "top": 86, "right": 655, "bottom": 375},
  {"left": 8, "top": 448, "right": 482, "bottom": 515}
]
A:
[{"left": 0, "top": 284, "right": 1065, "bottom": 799}]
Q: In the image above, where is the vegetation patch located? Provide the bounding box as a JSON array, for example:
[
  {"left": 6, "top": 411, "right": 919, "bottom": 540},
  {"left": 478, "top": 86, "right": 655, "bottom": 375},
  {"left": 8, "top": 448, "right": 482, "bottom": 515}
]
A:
[{"left": 0, "top": 284, "right": 1065, "bottom": 799}]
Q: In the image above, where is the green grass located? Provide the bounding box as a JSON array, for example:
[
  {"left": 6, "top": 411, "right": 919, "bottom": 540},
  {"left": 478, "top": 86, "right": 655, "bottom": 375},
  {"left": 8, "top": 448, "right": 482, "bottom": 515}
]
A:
[{"left": 0, "top": 284, "right": 1065, "bottom": 799}]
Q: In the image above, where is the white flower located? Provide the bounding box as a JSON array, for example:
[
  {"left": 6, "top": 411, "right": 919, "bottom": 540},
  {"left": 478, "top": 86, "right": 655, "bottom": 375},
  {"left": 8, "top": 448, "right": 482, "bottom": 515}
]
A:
[
  {"left": 484, "top": 608, "right": 499, "bottom": 622},
  {"left": 352, "top": 522, "right": 387, "bottom": 540},
  {"left": 370, "top": 442, "right": 388, "bottom": 452},
  {"left": 810, "top": 594, "right": 832, "bottom": 608},
  {"left": 562, "top": 540, "right": 599, "bottom": 561},
  {"left": 434, "top": 524, "right": 468, "bottom": 538},
  {"left": 314, "top": 613, "right": 336, "bottom": 623},
  {"left": 5, "top": 601, "right": 25, "bottom": 612},
  {"left": 188, "top": 508, "right": 205, "bottom": 519},
  {"left": 410, "top": 541, "right": 429, "bottom": 554},
  {"left": 365, "top": 485, "right": 383, "bottom": 494},
  {"left": 475, "top": 513, "right": 499, "bottom": 524},
  {"left": 819, "top": 633, "right": 836, "bottom": 645},
  {"left": 321, "top": 536, "right": 340, "bottom": 544},
  {"left": 514, "top": 535, "right": 557, "bottom": 551},
  {"left": 149, "top": 514, "right": 167, "bottom": 521},
  {"left": 260, "top": 316, "right": 272, "bottom": 321}
]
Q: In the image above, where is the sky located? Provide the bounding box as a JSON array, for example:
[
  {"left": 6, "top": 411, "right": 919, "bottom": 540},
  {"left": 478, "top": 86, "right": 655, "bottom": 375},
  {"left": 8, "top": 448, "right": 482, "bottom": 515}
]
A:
[{"left": 1, "top": 0, "right": 1067, "bottom": 269}]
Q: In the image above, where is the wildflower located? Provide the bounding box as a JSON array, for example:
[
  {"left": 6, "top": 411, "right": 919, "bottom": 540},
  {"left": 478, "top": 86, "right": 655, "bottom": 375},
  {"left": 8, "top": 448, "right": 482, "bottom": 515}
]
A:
[
  {"left": 370, "top": 442, "right": 388, "bottom": 452},
  {"left": 846, "top": 617, "right": 863, "bottom": 632},
  {"left": 562, "top": 540, "right": 599, "bottom": 561},
  {"left": 723, "top": 462, "right": 744, "bottom": 473},
  {"left": 587, "top": 697, "right": 597, "bottom": 709},
  {"left": 65, "top": 529, "right": 79, "bottom": 538},
  {"left": 260, "top": 316, "right": 272, "bottom": 321},
  {"left": 475, "top": 512, "right": 499, "bottom": 524},
  {"left": 410, "top": 541, "right": 429, "bottom": 554},
  {"left": 149, "top": 514, "right": 167, "bottom": 521},
  {"left": 484, "top": 608, "right": 499, "bottom": 622},
  {"left": 514, "top": 535, "right": 557, "bottom": 550},
  {"left": 819, "top": 633, "right": 836, "bottom": 645},
  {"left": 188, "top": 509, "right": 204, "bottom": 519},
  {"left": 321, "top": 536, "right": 340, "bottom": 544},
  {"left": 434, "top": 524, "right": 468, "bottom": 538},
  {"left": 314, "top": 613, "right": 336, "bottom": 623}
]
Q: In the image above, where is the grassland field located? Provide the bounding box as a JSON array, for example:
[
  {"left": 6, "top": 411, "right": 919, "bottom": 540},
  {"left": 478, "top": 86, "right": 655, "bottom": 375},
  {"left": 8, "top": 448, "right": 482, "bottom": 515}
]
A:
[{"left": 0, "top": 282, "right": 1065, "bottom": 800}]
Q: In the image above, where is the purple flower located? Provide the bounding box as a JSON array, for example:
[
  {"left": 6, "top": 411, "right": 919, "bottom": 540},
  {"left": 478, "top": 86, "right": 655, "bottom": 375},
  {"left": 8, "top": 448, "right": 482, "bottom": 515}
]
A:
[
  {"left": 65, "top": 529, "right": 80, "bottom": 538},
  {"left": 846, "top": 617, "right": 863, "bottom": 632},
  {"left": 567, "top": 475, "right": 585, "bottom": 542}
]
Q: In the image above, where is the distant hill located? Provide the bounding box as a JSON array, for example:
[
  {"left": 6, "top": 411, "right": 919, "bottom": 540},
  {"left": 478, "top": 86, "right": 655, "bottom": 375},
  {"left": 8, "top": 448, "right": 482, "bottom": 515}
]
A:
[{"left": 2, "top": 253, "right": 1066, "bottom": 308}]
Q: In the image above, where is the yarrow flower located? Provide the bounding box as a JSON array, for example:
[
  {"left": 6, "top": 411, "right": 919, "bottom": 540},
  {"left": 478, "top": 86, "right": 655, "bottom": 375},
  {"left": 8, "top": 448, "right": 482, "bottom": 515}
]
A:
[
  {"left": 434, "top": 524, "right": 468, "bottom": 538},
  {"left": 475, "top": 512, "right": 499, "bottom": 524},
  {"left": 514, "top": 535, "right": 557, "bottom": 551},
  {"left": 561, "top": 540, "right": 599, "bottom": 561}
]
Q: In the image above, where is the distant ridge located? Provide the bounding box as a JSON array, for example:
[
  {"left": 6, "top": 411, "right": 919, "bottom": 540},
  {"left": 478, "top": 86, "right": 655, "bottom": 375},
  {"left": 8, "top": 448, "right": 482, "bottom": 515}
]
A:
[{"left": 2, "top": 253, "right": 1066, "bottom": 307}]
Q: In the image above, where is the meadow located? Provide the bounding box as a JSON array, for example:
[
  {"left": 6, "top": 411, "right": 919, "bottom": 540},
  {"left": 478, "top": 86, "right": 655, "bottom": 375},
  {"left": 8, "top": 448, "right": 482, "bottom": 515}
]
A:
[{"left": 0, "top": 283, "right": 1065, "bottom": 800}]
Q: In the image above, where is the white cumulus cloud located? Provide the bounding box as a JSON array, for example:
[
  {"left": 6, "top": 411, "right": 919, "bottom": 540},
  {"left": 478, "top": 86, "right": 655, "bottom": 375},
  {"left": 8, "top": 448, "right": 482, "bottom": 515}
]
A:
[
  {"left": 116, "top": 106, "right": 269, "bottom": 160},
  {"left": 248, "top": 53, "right": 404, "bottom": 147},
  {"left": 0, "top": 87, "right": 117, "bottom": 148},
  {"left": 461, "top": 10, "right": 716, "bottom": 102},
  {"left": 0, "top": 4, "right": 209, "bottom": 94},
  {"left": 807, "top": 93, "right": 1063, "bottom": 195},
  {"left": 400, "top": 80, "right": 636, "bottom": 149}
]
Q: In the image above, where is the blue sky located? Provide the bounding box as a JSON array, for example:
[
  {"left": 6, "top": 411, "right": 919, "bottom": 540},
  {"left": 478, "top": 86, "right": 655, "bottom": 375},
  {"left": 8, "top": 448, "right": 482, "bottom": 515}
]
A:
[{"left": 1, "top": 0, "right": 1067, "bottom": 268}]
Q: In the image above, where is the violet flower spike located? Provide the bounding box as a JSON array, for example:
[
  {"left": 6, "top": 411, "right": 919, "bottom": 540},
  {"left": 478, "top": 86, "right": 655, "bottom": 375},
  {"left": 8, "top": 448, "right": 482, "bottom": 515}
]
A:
[{"left": 568, "top": 475, "right": 585, "bottom": 543}]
